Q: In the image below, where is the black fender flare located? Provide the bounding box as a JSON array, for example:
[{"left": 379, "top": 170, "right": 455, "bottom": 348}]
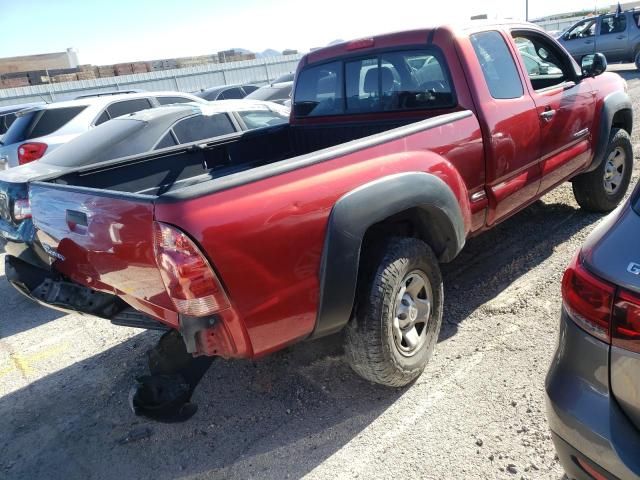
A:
[
  {"left": 311, "top": 172, "right": 466, "bottom": 339},
  {"left": 586, "top": 90, "right": 633, "bottom": 173}
]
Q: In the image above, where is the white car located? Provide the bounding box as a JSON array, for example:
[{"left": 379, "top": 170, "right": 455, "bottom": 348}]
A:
[{"left": 0, "top": 91, "right": 204, "bottom": 169}]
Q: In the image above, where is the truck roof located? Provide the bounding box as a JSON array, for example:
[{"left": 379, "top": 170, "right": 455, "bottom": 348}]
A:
[{"left": 302, "top": 21, "right": 545, "bottom": 66}]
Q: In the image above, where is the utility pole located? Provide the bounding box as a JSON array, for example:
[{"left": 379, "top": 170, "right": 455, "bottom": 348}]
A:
[{"left": 525, "top": 0, "right": 529, "bottom": 21}]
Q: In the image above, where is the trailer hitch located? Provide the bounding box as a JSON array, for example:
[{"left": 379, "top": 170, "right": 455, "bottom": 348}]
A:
[{"left": 129, "top": 329, "right": 214, "bottom": 423}]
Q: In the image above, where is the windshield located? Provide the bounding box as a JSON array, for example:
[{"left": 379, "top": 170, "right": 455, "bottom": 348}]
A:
[{"left": 41, "top": 118, "right": 148, "bottom": 167}]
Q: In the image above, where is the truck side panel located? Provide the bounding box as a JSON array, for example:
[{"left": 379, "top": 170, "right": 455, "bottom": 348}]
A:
[{"left": 155, "top": 114, "right": 484, "bottom": 356}]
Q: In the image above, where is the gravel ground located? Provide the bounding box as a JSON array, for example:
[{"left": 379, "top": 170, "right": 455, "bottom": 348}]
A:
[{"left": 1, "top": 65, "right": 640, "bottom": 480}]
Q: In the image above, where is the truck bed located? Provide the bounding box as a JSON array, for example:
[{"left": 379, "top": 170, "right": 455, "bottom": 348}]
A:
[{"left": 46, "top": 117, "right": 436, "bottom": 198}]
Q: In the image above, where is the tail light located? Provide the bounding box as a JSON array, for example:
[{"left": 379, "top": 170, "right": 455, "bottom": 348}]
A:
[
  {"left": 12, "top": 198, "right": 31, "bottom": 221},
  {"left": 18, "top": 142, "right": 47, "bottom": 165},
  {"left": 563, "top": 253, "right": 640, "bottom": 353},
  {"left": 562, "top": 254, "right": 614, "bottom": 343},
  {"left": 153, "top": 222, "right": 230, "bottom": 317},
  {"left": 612, "top": 290, "right": 640, "bottom": 353}
]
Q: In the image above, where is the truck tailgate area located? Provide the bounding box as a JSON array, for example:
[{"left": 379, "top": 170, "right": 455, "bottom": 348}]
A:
[{"left": 29, "top": 183, "right": 177, "bottom": 325}]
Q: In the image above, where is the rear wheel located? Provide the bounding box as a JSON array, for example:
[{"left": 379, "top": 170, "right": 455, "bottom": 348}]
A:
[
  {"left": 344, "top": 237, "right": 443, "bottom": 387},
  {"left": 572, "top": 128, "right": 633, "bottom": 213}
]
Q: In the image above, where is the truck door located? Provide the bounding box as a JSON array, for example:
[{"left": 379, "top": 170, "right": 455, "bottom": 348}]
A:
[
  {"left": 468, "top": 31, "right": 542, "bottom": 225},
  {"left": 596, "top": 14, "right": 629, "bottom": 62},
  {"left": 511, "top": 30, "right": 596, "bottom": 194}
]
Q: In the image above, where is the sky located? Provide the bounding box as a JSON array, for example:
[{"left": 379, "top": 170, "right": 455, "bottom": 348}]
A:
[{"left": 0, "top": 0, "right": 606, "bottom": 65}]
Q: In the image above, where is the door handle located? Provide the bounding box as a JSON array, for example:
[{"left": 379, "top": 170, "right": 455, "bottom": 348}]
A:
[
  {"left": 617, "top": 35, "right": 625, "bottom": 39},
  {"left": 540, "top": 109, "right": 556, "bottom": 122},
  {"left": 585, "top": 39, "right": 593, "bottom": 44}
]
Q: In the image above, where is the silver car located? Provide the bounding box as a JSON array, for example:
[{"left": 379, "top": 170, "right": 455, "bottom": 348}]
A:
[
  {"left": 0, "top": 91, "right": 204, "bottom": 169},
  {"left": 546, "top": 180, "right": 640, "bottom": 479}
]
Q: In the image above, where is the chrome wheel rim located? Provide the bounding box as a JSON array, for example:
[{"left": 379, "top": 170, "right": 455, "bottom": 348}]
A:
[
  {"left": 603, "top": 147, "right": 625, "bottom": 194},
  {"left": 392, "top": 271, "right": 432, "bottom": 357}
]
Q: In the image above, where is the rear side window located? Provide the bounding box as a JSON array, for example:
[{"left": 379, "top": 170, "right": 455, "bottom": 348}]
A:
[
  {"left": 600, "top": 15, "right": 627, "bottom": 35},
  {"left": 107, "top": 98, "right": 153, "bottom": 119},
  {"left": 156, "top": 96, "right": 193, "bottom": 105},
  {"left": 172, "top": 113, "right": 235, "bottom": 144},
  {"left": 294, "top": 50, "right": 454, "bottom": 118},
  {"left": 471, "top": 31, "right": 523, "bottom": 100},
  {"left": 154, "top": 132, "right": 178, "bottom": 149},
  {"left": 0, "top": 112, "right": 17, "bottom": 135},
  {"left": 2, "top": 106, "right": 87, "bottom": 144},
  {"left": 219, "top": 88, "right": 244, "bottom": 100}
]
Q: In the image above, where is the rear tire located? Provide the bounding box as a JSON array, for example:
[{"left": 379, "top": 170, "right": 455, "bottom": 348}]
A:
[
  {"left": 572, "top": 128, "right": 633, "bottom": 213},
  {"left": 344, "top": 237, "right": 443, "bottom": 387}
]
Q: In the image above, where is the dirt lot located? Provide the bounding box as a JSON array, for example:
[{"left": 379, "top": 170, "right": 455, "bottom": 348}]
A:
[{"left": 1, "top": 66, "right": 640, "bottom": 480}]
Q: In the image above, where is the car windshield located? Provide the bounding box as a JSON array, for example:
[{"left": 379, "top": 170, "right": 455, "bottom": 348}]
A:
[{"left": 40, "top": 118, "right": 149, "bottom": 167}]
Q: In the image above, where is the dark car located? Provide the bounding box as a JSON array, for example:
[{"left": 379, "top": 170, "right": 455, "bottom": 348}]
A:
[
  {"left": 0, "top": 99, "right": 289, "bottom": 265},
  {"left": 546, "top": 178, "right": 640, "bottom": 479},
  {"left": 195, "top": 84, "right": 259, "bottom": 101},
  {"left": 558, "top": 9, "right": 640, "bottom": 68},
  {"left": 245, "top": 81, "right": 293, "bottom": 105}
]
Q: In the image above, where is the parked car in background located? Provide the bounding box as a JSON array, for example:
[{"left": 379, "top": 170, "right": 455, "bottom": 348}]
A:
[
  {"left": 245, "top": 81, "right": 293, "bottom": 104},
  {"left": 0, "top": 99, "right": 289, "bottom": 264},
  {"left": 0, "top": 91, "right": 204, "bottom": 169},
  {"left": 0, "top": 103, "right": 44, "bottom": 143},
  {"left": 558, "top": 9, "right": 640, "bottom": 67},
  {"left": 7, "top": 23, "right": 633, "bottom": 420},
  {"left": 195, "top": 84, "right": 259, "bottom": 101},
  {"left": 546, "top": 179, "right": 640, "bottom": 480},
  {"left": 272, "top": 72, "right": 294, "bottom": 83}
]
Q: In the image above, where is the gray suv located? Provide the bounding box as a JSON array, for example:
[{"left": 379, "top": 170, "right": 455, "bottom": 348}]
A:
[
  {"left": 558, "top": 10, "right": 640, "bottom": 68},
  {"left": 546, "top": 178, "right": 640, "bottom": 479}
]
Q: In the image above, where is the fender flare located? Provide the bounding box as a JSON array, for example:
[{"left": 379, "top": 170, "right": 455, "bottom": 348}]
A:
[
  {"left": 311, "top": 172, "right": 466, "bottom": 339},
  {"left": 586, "top": 90, "right": 633, "bottom": 173}
]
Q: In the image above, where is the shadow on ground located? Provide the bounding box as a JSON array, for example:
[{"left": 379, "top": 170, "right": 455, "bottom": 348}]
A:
[
  {"left": 439, "top": 198, "right": 601, "bottom": 341},
  {"left": 0, "top": 197, "right": 603, "bottom": 479}
]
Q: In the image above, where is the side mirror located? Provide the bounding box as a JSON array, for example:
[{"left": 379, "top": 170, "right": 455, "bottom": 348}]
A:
[{"left": 581, "top": 53, "right": 607, "bottom": 77}]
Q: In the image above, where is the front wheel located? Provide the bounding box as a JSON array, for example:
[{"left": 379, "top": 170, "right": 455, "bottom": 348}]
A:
[
  {"left": 572, "top": 128, "right": 633, "bottom": 213},
  {"left": 344, "top": 237, "right": 443, "bottom": 387}
]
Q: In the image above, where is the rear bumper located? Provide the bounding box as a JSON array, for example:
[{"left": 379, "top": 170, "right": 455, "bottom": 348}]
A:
[
  {"left": 545, "top": 310, "right": 640, "bottom": 479},
  {"left": 4, "top": 255, "right": 167, "bottom": 331},
  {"left": 0, "top": 218, "right": 46, "bottom": 268}
]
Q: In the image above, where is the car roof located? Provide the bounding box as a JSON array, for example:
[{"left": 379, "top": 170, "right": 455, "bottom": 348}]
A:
[
  {"left": 121, "top": 99, "right": 286, "bottom": 123},
  {"left": 20, "top": 91, "right": 202, "bottom": 113},
  {"left": 0, "top": 102, "right": 45, "bottom": 115}
]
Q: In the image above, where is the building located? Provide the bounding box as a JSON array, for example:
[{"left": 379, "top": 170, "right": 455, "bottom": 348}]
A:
[{"left": 0, "top": 48, "right": 78, "bottom": 76}]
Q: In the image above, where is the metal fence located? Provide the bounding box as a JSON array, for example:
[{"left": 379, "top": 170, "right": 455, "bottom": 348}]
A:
[
  {"left": 0, "top": 54, "right": 304, "bottom": 106},
  {"left": 532, "top": 15, "right": 585, "bottom": 34}
]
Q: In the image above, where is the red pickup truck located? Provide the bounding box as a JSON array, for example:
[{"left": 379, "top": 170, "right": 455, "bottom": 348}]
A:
[{"left": 7, "top": 23, "right": 633, "bottom": 408}]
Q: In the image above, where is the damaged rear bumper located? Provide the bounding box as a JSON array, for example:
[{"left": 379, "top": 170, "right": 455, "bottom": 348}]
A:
[{"left": 4, "top": 255, "right": 168, "bottom": 331}]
